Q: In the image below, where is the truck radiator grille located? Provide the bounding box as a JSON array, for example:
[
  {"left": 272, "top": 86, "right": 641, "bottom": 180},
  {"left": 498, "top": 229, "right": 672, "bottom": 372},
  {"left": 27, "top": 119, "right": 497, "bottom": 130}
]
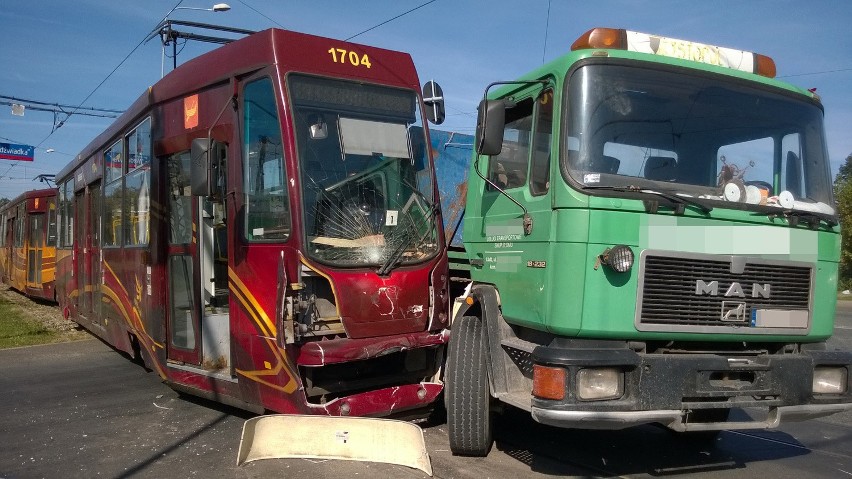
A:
[{"left": 636, "top": 252, "right": 812, "bottom": 331}]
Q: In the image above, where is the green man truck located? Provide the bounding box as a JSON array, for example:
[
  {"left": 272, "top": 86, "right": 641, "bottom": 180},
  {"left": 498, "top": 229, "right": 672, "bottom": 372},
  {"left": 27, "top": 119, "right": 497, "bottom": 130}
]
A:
[{"left": 442, "top": 27, "right": 852, "bottom": 456}]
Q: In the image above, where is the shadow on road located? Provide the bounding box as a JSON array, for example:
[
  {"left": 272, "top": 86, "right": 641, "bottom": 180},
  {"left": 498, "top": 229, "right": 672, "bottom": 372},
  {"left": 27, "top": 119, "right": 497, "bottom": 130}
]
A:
[
  {"left": 480, "top": 408, "right": 810, "bottom": 477},
  {"left": 114, "top": 393, "right": 255, "bottom": 479},
  {"left": 116, "top": 412, "right": 232, "bottom": 479}
]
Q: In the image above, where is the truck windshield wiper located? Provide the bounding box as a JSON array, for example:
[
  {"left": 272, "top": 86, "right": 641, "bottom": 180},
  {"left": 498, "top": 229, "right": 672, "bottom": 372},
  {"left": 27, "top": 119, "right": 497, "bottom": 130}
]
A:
[
  {"left": 766, "top": 208, "right": 838, "bottom": 228},
  {"left": 582, "top": 185, "right": 713, "bottom": 214}
]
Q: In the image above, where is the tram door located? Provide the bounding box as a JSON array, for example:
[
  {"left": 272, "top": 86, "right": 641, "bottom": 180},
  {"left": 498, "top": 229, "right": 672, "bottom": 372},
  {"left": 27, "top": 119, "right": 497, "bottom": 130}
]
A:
[
  {"left": 26, "top": 214, "right": 44, "bottom": 288},
  {"left": 74, "top": 190, "right": 87, "bottom": 314},
  {"left": 89, "top": 185, "right": 102, "bottom": 320},
  {"left": 166, "top": 151, "right": 201, "bottom": 364},
  {"left": 3, "top": 214, "right": 12, "bottom": 282},
  {"left": 75, "top": 184, "right": 102, "bottom": 321},
  {"left": 166, "top": 147, "right": 230, "bottom": 369},
  {"left": 11, "top": 207, "right": 24, "bottom": 288}
]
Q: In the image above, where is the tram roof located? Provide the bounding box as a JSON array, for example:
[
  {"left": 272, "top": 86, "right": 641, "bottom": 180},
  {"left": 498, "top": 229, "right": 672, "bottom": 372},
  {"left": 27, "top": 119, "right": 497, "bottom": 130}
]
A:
[{"left": 58, "top": 28, "right": 419, "bottom": 182}]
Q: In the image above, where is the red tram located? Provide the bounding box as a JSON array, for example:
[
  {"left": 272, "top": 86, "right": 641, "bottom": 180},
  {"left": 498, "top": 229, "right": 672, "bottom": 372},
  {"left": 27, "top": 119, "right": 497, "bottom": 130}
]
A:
[
  {"left": 54, "top": 28, "right": 450, "bottom": 416},
  {"left": 0, "top": 188, "right": 58, "bottom": 301}
]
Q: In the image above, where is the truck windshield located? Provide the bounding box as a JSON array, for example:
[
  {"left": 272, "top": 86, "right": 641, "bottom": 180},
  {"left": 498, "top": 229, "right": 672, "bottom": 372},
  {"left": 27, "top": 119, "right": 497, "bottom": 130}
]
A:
[
  {"left": 563, "top": 63, "right": 835, "bottom": 217},
  {"left": 290, "top": 74, "right": 438, "bottom": 267}
]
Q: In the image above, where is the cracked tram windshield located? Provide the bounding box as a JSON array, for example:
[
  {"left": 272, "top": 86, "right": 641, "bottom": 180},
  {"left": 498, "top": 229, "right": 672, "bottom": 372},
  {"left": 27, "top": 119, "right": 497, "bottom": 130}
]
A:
[
  {"left": 291, "top": 75, "right": 438, "bottom": 266},
  {"left": 564, "top": 64, "right": 835, "bottom": 219}
]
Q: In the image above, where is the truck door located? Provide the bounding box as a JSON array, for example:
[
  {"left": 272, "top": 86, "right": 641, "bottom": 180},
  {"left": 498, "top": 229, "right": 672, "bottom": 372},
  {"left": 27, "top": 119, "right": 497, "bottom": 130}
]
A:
[{"left": 479, "top": 87, "right": 554, "bottom": 324}]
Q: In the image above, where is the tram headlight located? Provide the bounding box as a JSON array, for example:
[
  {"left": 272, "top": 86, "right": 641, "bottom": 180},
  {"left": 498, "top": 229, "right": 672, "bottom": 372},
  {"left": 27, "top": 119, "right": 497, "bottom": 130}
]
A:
[{"left": 813, "top": 367, "right": 847, "bottom": 394}]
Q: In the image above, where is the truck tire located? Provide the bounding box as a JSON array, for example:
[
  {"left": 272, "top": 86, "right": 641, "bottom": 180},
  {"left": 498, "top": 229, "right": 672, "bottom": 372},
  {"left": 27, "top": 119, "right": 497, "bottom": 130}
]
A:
[{"left": 446, "top": 315, "right": 493, "bottom": 456}]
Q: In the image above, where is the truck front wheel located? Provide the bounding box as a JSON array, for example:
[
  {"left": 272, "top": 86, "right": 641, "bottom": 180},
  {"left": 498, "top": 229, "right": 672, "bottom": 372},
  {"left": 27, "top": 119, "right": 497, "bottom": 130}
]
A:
[{"left": 446, "top": 315, "right": 493, "bottom": 456}]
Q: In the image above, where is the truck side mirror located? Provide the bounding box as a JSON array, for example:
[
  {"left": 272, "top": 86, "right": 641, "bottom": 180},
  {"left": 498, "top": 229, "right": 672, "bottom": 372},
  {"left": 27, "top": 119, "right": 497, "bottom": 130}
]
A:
[
  {"left": 191, "top": 138, "right": 213, "bottom": 197},
  {"left": 475, "top": 99, "right": 506, "bottom": 156},
  {"left": 422, "top": 81, "right": 445, "bottom": 125}
]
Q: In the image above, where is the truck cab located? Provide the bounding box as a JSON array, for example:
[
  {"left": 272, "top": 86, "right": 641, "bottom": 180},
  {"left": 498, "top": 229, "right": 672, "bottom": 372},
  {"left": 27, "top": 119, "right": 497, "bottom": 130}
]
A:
[{"left": 445, "top": 27, "right": 852, "bottom": 456}]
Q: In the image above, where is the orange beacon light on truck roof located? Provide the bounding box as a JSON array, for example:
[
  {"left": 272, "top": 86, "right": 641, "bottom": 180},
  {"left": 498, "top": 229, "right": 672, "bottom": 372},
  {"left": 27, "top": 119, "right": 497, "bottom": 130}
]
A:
[{"left": 571, "top": 27, "right": 776, "bottom": 78}]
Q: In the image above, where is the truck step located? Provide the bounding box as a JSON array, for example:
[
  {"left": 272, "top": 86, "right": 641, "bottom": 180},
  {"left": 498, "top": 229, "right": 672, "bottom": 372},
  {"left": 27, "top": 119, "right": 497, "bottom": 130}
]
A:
[
  {"left": 498, "top": 391, "right": 532, "bottom": 412},
  {"left": 500, "top": 336, "right": 537, "bottom": 354}
]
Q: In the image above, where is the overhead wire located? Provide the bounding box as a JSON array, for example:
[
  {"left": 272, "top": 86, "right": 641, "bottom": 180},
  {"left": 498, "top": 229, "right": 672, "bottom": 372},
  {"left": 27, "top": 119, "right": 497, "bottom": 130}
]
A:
[
  {"left": 236, "top": 0, "right": 437, "bottom": 42},
  {"left": 345, "top": 0, "right": 437, "bottom": 41},
  {"left": 0, "top": 95, "right": 123, "bottom": 116},
  {"left": 30, "top": 0, "right": 184, "bottom": 150},
  {"left": 542, "top": 0, "right": 551, "bottom": 64},
  {"left": 235, "top": 0, "right": 285, "bottom": 28},
  {"left": 0, "top": 1, "right": 184, "bottom": 197},
  {"left": 778, "top": 67, "right": 852, "bottom": 79}
]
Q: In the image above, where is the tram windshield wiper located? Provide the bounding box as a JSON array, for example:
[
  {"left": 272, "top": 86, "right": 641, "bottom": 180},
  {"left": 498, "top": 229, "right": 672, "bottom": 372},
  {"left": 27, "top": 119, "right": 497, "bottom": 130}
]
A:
[
  {"left": 376, "top": 200, "right": 439, "bottom": 276},
  {"left": 582, "top": 185, "right": 713, "bottom": 214}
]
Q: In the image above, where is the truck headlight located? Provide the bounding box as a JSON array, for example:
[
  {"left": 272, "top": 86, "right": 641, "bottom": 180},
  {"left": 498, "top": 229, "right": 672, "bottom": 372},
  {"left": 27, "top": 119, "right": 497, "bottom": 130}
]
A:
[
  {"left": 577, "top": 368, "right": 624, "bottom": 400},
  {"left": 813, "top": 366, "right": 847, "bottom": 394},
  {"left": 599, "top": 245, "right": 634, "bottom": 273}
]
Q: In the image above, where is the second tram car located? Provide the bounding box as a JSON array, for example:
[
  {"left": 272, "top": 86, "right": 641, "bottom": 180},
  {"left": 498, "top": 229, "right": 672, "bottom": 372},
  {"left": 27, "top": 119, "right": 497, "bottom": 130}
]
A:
[{"left": 0, "top": 188, "right": 58, "bottom": 301}]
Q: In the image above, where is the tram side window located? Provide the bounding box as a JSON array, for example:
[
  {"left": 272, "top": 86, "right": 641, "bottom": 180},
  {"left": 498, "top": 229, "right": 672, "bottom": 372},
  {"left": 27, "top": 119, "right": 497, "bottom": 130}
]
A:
[
  {"left": 47, "top": 204, "right": 57, "bottom": 247},
  {"left": 243, "top": 77, "right": 290, "bottom": 242},
  {"left": 102, "top": 117, "right": 152, "bottom": 248},
  {"left": 103, "top": 139, "right": 124, "bottom": 248},
  {"left": 124, "top": 118, "right": 151, "bottom": 247},
  {"left": 58, "top": 180, "right": 74, "bottom": 248},
  {"left": 14, "top": 205, "right": 24, "bottom": 247},
  {"left": 168, "top": 151, "right": 193, "bottom": 245},
  {"left": 0, "top": 212, "right": 5, "bottom": 247}
]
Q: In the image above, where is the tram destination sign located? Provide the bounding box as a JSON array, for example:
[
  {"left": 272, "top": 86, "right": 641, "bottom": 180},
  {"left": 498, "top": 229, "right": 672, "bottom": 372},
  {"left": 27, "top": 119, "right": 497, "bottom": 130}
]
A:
[{"left": 0, "top": 142, "right": 34, "bottom": 161}]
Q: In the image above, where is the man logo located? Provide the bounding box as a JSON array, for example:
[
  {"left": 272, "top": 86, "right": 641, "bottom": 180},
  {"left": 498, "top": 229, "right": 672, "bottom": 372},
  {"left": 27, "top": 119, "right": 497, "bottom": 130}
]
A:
[
  {"left": 721, "top": 301, "right": 748, "bottom": 322},
  {"left": 695, "top": 280, "right": 770, "bottom": 299}
]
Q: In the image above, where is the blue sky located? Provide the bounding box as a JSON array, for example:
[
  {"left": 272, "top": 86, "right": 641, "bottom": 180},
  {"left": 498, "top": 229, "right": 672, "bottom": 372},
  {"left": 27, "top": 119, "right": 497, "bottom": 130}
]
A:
[{"left": 1, "top": 0, "right": 851, "bottom": 199}]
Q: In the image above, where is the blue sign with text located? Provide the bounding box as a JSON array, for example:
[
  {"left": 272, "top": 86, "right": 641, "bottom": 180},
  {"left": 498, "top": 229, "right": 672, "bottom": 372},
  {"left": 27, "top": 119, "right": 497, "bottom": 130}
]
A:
[{"left": 0, "top": 142, "right": 34, "bottom": 161}]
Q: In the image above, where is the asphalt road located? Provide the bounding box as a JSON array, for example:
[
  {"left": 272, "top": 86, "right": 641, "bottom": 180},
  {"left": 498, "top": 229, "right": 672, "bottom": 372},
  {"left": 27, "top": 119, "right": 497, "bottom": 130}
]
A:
[{"left": 1, "top": 304, "right": 851, "bottom": 479}]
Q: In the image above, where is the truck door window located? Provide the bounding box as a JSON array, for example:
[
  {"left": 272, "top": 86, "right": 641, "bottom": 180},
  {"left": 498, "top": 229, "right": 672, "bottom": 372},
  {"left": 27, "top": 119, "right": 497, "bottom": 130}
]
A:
[
  {"left": 488, "top": 97, "right": 533, "bottom": 190},
  {"left": 530, "top": 90, "right": 554, "bottom": 195}
]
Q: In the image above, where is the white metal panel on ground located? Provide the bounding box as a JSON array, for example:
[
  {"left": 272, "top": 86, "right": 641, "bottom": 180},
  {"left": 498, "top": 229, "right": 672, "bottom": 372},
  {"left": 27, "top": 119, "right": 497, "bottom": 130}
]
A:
[{"left": 237, "top": 414, "right": 433, "bottom": 476}]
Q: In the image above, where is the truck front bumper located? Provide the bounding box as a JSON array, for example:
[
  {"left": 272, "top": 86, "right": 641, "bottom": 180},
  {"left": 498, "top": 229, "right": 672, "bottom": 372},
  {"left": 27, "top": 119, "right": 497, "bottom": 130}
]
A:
[
  {"left": 529, "top": 341, "right": 852, "bottom": 431},
  {"left": 531, "top": 402, "right": 852, "bottom": 431}
]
